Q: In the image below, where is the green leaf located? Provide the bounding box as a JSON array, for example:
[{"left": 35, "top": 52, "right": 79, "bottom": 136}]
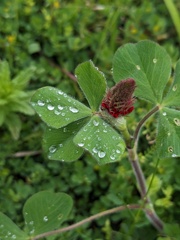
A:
[
  {"left": 75, "top": 60, "right": 107, "bottom": 111},
  {"left": 23, "top": 191, "right": 73, "bottom": 237},
  {"left": 156, "top": 107, "right": 180, "bottom": 158},
  {"left": 0, "top": 61, "right": 10, "bottom": 84},
  {"left": 12, "top": 68, "right": 33, "bottom": 89},
  {"left": 0, "top": 212, "right": 28, "bottom": 240},
  {"left": 73, "top": 115, "right": 125, "bottom": 165},
  {"left": 5, "top": 113, "right": 22, "bottom": 140},
  {"left": 113, "top": 40, "right": 171, "bottom": 104},
  {"left": 31, "top": 86, "right": 92, "bottom": 128},
  {"left": 43, "top": 118, "right": 90, "bottom": 161},
  {"left": 163, "top": 59, "right": 180, "bottom": 107},
  {"left": 146, "top": 174, "right": 162, "bottom": 196}
]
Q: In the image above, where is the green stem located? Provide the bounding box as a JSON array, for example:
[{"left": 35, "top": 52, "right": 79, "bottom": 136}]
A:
[{"left": 133, "top": 105, "right": 159, "bottom": 145}]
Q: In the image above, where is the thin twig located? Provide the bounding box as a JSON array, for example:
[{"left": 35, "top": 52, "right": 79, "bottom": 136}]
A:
[
  {"left": 9, "top": 150, "right": 42, "bottom": 158},
  {"left": 31, "top": 204, "right": 140, "bottom": 240}
]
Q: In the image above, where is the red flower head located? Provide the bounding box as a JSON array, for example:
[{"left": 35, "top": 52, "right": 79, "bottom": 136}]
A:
[{"left": 101, "top": 78, "right": 136, "bottom": 118}]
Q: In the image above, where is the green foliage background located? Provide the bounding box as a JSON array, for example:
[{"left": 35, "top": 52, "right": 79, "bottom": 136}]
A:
[{"left": 0, "top": 0, "right": 180, "bottom": 239}]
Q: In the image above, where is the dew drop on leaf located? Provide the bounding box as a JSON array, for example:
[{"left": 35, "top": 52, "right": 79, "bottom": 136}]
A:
[
  {"left": 136, "top": 65, "right": 141, "bottom": 70},
  {"left": 173, "top": 118, "right": 180, "bottom": 126},
  {"left": 172, "top": 84, "right": 177, "bottom": 91},
  {"left": 153, "top": 58, "right": 157, "bottom": 63},
  {"left": 172, "top": 153, "right": 177, "bottom": 157},
  {"left": 168, "top": 146, "right": 173, "bottom": 153},
  {"left": 92, "top": 147, "right": 98, "bottom": 153},
  {"left": 37, "top": 100, "right": 45, "bottom": 106},
  {"left": 43, "top": 216, "right": 48, "bottom": 222},
  {"left": 54, "top": 110, "right": 61, "bottom": 115},
  {"left": 58, "top": 105, "right": 64, "bottom": 110},
  {"left": 58, "top": 90, "right": 63, "bottom": 95},
  {"left": 78, "top": 143, "right": 84, "bottom": 147},
  {"left": 93, "top": 120, "right": 99, "bottom": 126},
  {"left": 98, "top": 151, "right": 106, "bottom": 158},
  {"left": 49, "top": 145, "right": 57, "bottom": 153},
  {"left": 47, "top": 104, "right": 55, "bottom": 110},
  {"left": 162, "top": 112, "right": 167, "bottom": 116},
  {"left": 69, "top": 106, "right": 79, "bottom": 113},
  {"left": 110, "top": 155, "right": 115, "bottom": 160}
]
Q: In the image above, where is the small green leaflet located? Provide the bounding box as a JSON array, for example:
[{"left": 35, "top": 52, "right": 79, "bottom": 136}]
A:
[
  {"left": 73, "top": 115, "right": 125, "bottom": 164},
  {"left": 0, "top": 212, "right": 28, "bottom": 240},
  {"left": 23, "top": 191, "right": 73, "bottom": 237},
  {"left": 43, "top": 118, "right": 90, "bottom": 161},
  {"left": 75, "top": 60, "right": 107, "bottom": 111},
  {"left": 156, "top": 108, "right": 180, "bottom": 158},
  {"left": 31, "top": 86, "right": 92, "bottom": 128},
  {"left": 163, "top": 59, "right": 180, "bottom": 107},
  {"left": 112, "top": 40, "right": 172, "bottom": 104}
]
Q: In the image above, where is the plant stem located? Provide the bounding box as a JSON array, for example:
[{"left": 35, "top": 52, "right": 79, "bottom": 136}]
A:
[
  {"left": 123, "top": 105, "right": 164, "bottom": 232},
  {"left": 128, "top": 148, "right": 164, "bottom": 231},
  {"left": 133, "top": 105, "right": 159, "bottom": 145},
  {"left": 31, "top": 204, "right": 140, "bottom": 240}
]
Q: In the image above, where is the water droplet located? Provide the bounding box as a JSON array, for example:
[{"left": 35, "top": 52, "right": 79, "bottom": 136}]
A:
[
  {"left": 110, "top": 155, "right": 115, "bottom": 160},
  {"left": 58, "top": 105, "right": 64, "bottom": 110},
  {"left": 168, "top": 146, "right": 173, "bottom": 153},
  {"left": 93, "top": 120, "right": 99, "bottom": 126},
  {"left": 12, "top": 235, "right": 17, "bottom": 239},
  {"left": 78, "top": 143, "right": 84, "bottom": 147},
  {"left": 29, "top": 221, "right": 34, "bottom": 225},
  {"left": 153, "top": 58, "right": 157, "bottom": 63},
  {"left": 54, "top": 110, "right": 61, "bottom": 115},
  {"left": 47, "top": 104, "right": 55, "bottom": 110},
  {"left": 37, "top": 100, "right": 45, "bottom": 106},
  {"left": 136, "top": 65, "right": 141, "bottom": 70},
  {"left": 162, "top": 112, "right": 167, "bottom": 116},
  {"left": 98, "top": 151, "right": 106, "bottom": 158},
  {"left": 103, "top": 129, "right": 107, "bottom": 133},
  {"left": 172, "top": 84, "right": 177, "bottom": 91},
  {"left": 172, "top": 153, "right": 177, "bottom": 157},
  {"left": 49, "top": 145, "right": 57, "bottom": 153},
  {"left": 167, "top": 132, "right": 171, "bottom": 136},
  {"left": 43, "top": 216, "right": 48, "bottom": 222},
  {"left": 173, "top": 118, "right": 180, "bottom": 126},
  {"left": 59, "top": 144, "right": 63, "bottom": 147},
  {"left": 58, "top": 90, "right": 63, "bottom": 95},
  {"left": 116, "top": 149, "right": 121, "bottom": 153},
  {"left": 93, "top": 147, "right": 98, "bottom": 153},
  {"left": 69, "top": 106, "right": 79, "bottom": 113}
]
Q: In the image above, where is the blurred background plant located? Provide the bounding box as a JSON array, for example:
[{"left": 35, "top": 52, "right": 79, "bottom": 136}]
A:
[
  {"left": 0, "top": 61, "right": 34, "bottom": 139},
  {"left": 0, "top": 0, "right": 179, "bottom": 239}
]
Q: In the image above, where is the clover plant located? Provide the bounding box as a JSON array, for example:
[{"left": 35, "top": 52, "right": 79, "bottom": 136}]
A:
[{"left": 0, "top": 40, "right": 179, "bottom": 240}]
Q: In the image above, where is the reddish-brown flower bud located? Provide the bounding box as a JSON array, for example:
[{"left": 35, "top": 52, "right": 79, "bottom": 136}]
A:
[{"left": 101, "top": 78, "right": 136, "bottom": 118}]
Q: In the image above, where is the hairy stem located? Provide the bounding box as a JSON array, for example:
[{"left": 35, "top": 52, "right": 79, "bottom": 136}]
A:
[
  {"left": 133, "top": 105, "right": 159, "bottom": 145},
  {"left": 123, "top": 104, "right": 164, "bottom": 232},
  {"left": 31, "top": 204, "right": 140, "bottom": 240},
  {"left": 128, "top": 148, "right": 163, "bottom": 231}
]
